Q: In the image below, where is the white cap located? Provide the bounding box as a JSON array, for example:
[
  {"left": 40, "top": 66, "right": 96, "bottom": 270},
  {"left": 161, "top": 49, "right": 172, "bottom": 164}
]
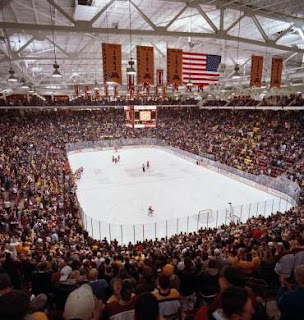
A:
[{"left": 63, "top": 284, "right": 95, "bottom": 320}]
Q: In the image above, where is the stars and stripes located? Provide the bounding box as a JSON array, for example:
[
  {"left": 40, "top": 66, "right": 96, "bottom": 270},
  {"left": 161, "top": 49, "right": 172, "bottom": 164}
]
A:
[{"left": 182, "top": 52, "right": 221, "bottom": 87}]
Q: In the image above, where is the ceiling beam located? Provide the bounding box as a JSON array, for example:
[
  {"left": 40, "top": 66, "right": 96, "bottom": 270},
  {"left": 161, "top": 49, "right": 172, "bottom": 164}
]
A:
[
  {"left": 0, "top": 0, "right": 14, "bottom": 11},
  {"left": 225, "top": 12, "right": 245, "bottom": 33},
  {"left": 90, "top": 0, "right": 116, "bottom": 25},
  {"left": 16, "top": 36, "right": 34, "bottom": 54},
  {"left": 130, "top": 0, "right": 157, "bottom": 30},
  {"left": 46, "top": 0, "right": 76, "bottom": 25},
  {"left": 165, "top": 5, "right": 188, "bottom": 29},
  {"left": 0, "top": 56, "right": 105, "bottom": 63},
  {"left": 32, "top": 0, "right": 39, "bottom": 24},
  {"left": 219, "top": 7, "right": 224, "bottom": 31},
  {"left": 219, "top": 0, "right": 304, "bottom": 26},
  {"left": 14, "top": 0, "right": 61, "bottom": 24},
  {"left": 45, "top": 36, "right": 70, "bottom": 57},
  {"left": 195, "top": 4, "right": 218, "bottom": 32},
  {"left": 251, "top": 14, "right": 268, "bottom": 42},
  {"left": 0, "top": 21, "right": 304, "bottom": 54},
  {"left": 9, "top": 3, "right": 19, "bottom": 23},
  {"left": 159, "top": 0, "right": 304, "bottom": 26},
  {"left": 275, "top": 25, "right": 294, "bottom": 43}
]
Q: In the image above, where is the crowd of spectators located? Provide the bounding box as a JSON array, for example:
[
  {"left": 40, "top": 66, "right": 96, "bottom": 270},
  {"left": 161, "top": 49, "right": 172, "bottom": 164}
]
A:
[
  {"left": 1, "top": 108, "right": 304, "bottom": 320},
  {"left": 226, "top": 96, "right": 260, "bottom": 107},
  {"left": 1, "top": 93, "right": 304, "bottom": 108}
]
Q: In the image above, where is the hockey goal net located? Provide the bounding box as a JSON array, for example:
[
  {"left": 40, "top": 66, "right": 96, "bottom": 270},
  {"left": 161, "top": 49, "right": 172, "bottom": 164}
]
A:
[{"left": 198, "top": 209, "right": 213, "bottom": 227}]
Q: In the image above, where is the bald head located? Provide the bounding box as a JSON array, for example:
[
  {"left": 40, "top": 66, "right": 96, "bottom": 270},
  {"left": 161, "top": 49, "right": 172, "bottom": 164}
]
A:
[
  {"left": 295, "top": 265, "right": 304, "bottom": 286},
  {"left": 88, "top": 268, "right": 98, "bottom": 281}
]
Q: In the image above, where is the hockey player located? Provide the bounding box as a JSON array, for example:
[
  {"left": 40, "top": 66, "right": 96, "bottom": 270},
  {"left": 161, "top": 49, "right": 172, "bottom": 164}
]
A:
[
  {"left": 148, "top": 206, "right": 154, "bottom": 217},
  {"left": 118, "top": 155, "right": 120, "bottom": 162},
  {"left": 112, "top": 155, "right": 115, "bottom": 163},
  {"left": 142, "top": 164, "right": 145, "bottom": 172},
  {"left": 146, "top": 160, "right": 150, "bottom": 169}
]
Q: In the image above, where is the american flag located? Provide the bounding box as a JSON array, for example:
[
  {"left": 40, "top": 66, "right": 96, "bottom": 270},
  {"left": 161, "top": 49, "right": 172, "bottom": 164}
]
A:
[{"left": 183, "top": 52, "right": 221, "bottom": 87}]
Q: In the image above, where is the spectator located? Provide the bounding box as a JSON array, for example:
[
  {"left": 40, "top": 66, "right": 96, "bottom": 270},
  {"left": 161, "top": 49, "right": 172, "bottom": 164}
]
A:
[
  {"left": 195, "top": 286, "right": 255, "bottom": 320},
  {"left": 152, "top": 274, "right": 180, "bottom": 320},
  {"left": 134, "top": 292, "right": 159, "bottom": 320},
  {"left": 0, "top": 290, "right": 30, "bottom": 320},
  {"left": 63, "top": 284, "right": 102, "bottom": 320},
  {"left": 104, "top": 279, "right": 136, "bottom": 320},
  {"left": 277, "top": 264, "right": 304, "bottom": 319}
]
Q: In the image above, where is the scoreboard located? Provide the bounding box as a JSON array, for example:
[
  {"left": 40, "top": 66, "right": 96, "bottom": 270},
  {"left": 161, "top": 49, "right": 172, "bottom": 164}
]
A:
[{"left": 124, "top": 105, "right": 157, "bottom": 128}]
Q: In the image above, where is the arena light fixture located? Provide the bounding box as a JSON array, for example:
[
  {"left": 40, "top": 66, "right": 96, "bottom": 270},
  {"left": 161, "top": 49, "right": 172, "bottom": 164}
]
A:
[
  {"left": 232, "top": 64, "right": 241, "bottom": 79},
  {"left": 28, "top": 86, "right": 34, "bottom": 93},
  {"left": 49, "top": 2, "right": 62, "bottom": 79},
  {"left": 93, "top": 80, "right": 99, "bottom": 90},
  {"left": 126, "top": 0, "right": 136, "bottom": 76},
  {"left": 126, "top": 57, "right": 136, "bottom": 75},
  {"left": 232, "top": 10, "right": 242, "bottom": 80},
  {"left": 8, "top": 67, "right": 17, "bottom": 82},
  {"left": 52, "top": 62, "right": 62, "bottom": 78},
  {"left": 186, "top": 76, "right": 194, "bottom": 86},
  {"left": 20, "top": 78, "right": 29, "bottom": 89}
]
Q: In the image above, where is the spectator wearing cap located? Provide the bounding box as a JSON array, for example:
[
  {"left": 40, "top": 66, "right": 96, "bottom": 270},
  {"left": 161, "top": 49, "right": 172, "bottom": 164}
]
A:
[
  {"left": 277, "top": 265, "right": 304, "bottom": 319},
  {"left": 52, "top": 265, "right": 79, "bottom": 315},
  {"left": 63, "top": 284, "right": 103, "bottom": 320},
  {"left": 152, "top": 274, "right": 180, "bottom": 320}
]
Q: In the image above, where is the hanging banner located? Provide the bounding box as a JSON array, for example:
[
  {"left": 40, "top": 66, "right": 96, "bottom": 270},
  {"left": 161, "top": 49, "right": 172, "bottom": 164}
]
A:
[
  {"left": 94, "top": 89, "right": 99, "bottom": 100},
  {"left": 156, "top": 69, "right": 163, "bottom": 86},
  {"left": 137, "top": 46, "right": 154, "bottom": 85},
  {"left": 270, "top": 57, "right": 283, "bottom": 88},
  {"left": 167, "top": 49, "right": 182, "bottom": 86},
  {"left": 84, "top": 85, "right": 89, "bottom": 100},
  {"left": 250, "top": 55, "right": 263, "bottom": 87},
  {"left": 102, "top": 43, "right": 122, "bottom": 85},
  {"left": 74, "top": 84, "right": 79, "bottom": 97}
]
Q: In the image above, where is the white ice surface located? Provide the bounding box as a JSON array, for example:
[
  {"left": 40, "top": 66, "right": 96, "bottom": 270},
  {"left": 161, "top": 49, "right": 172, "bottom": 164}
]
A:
[{"left": 68, "top": 147, "right": 289, "bottom": 244}]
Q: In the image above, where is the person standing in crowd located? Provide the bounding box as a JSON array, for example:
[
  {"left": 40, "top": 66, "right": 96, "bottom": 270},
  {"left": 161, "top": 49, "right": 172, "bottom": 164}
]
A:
[
  {"left": 277, "top": 265, "right": 304, "bottom": 319},
  {"left": 152, "top": 274, "right": 180, "bottom": 320},
  {"left": 178, "top": 256, "right": 198, "bottom": 314},
  {"left": 195, "top": 286, "right": 255, "bottom": 320},
  {"left": 103, "top": 279, "right": 136, "bottom": 320}
]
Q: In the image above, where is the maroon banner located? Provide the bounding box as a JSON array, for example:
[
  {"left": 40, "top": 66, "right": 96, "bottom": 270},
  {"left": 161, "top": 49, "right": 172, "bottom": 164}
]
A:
[
  {"left": 250, "top": 55, "right": 263, "bottom": 87},
  {"left": 270, "top": 57, "right": 283, "bottom": 88},
  {"left": 137, "top": 46, "right": 154, "bottom": 85},
  {"left": 167, "top": 49, "right": 182, "bottom": 86},
  {"left": 102, "top": 43, "right": 122, "bottom": 85}
]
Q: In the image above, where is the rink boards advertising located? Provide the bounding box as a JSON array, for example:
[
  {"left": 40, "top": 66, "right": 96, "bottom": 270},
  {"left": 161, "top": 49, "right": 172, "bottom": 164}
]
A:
[{"left": 124, "top": 106, "right": 157, "bottom": 128}]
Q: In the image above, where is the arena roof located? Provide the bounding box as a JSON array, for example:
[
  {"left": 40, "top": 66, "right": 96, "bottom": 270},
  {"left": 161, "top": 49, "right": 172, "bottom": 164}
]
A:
[{"left": 0, "top": 0, "right": 304, "bottom": 96}]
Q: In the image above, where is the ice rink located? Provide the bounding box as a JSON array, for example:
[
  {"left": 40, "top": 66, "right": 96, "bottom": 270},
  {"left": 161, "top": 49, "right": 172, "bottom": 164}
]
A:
[{"left": 68, "top": 147, "right": 290, "bottom": 243}]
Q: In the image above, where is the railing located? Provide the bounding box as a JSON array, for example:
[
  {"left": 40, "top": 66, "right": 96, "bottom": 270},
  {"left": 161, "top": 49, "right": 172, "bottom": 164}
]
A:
[
  {"left": 67, "top": 138, "right": 300, "bottom": 244},
  {"left": 80, "top": 198, "right": 292, "bottom": 245}
]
